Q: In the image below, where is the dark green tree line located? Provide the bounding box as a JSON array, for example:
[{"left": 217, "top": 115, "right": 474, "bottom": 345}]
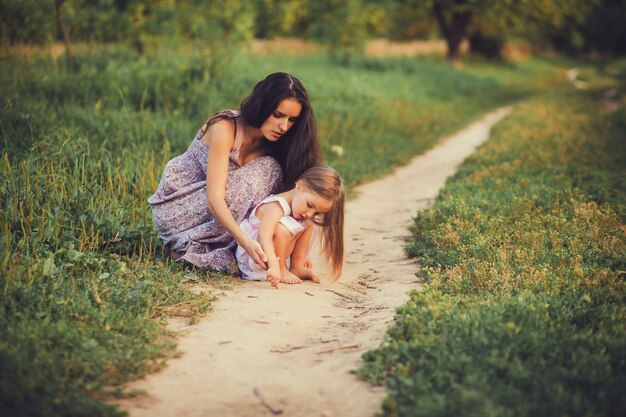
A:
[
  {"left": 381, "top": 0, "right": 615, "bottom": 65},
  {"left": 1, "top": 0, "right": 624, "bottom": 65}
]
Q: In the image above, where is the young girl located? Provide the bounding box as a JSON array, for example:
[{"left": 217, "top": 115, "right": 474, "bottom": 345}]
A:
[{"left": 236, "top": 166, "right": 345, "bottom": 287}]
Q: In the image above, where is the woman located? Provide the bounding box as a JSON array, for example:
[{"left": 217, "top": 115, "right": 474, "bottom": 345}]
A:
[{"left": 148, "top": 72, "right": 322, "bottom": 271}]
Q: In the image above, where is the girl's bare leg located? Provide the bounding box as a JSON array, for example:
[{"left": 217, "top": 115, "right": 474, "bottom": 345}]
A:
[
  {"left": 273, "top": 223, "right": 302, "bottom": 284},
  {"left": 289, "top": 226, "right": 319, "bottom": 283}
]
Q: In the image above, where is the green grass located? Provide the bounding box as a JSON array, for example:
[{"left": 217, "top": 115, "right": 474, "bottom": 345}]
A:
[
  {"left": 0, "top": 41, "right": 564, "bottom": 416},
  {"left": 358, "top": 69, "right": 626, "bottom": 416}
]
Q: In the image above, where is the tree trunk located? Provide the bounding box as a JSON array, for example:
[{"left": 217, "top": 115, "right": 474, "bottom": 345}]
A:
[
  {"left": 433, "top": 1, "right": 472, "bottom": 67},
  {"left": 55, "top": 0, "right": 75, "bottom": 72},
  {"left": 447, "top": 28, "right": 466, "bottom": 67}
]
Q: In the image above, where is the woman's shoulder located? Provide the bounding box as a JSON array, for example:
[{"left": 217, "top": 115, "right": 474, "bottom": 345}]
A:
[{"left": 198, "top": 114, "right": 237, "bottom": 148}]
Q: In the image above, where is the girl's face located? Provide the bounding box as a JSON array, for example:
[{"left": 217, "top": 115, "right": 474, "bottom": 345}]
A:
[
  {"left": 260, "top": 98, "right": 302, "bottom": 142},
  {"left": 291, "top": 182, "right": 333, "bottom": 221}
]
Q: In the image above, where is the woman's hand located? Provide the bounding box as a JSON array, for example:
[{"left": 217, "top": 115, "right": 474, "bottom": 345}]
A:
[{"left": 241, "top": 237, "right": 268, "bottom": 270}]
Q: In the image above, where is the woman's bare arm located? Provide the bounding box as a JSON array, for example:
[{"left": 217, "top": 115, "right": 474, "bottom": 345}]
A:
[{"left": 204, "top": 120, "right": 268, "bottom": 268}]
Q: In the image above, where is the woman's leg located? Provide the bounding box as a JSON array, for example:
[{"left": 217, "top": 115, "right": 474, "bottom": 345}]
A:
[{"left": 225, "top": 156, "right": 284, "bottom": 223}]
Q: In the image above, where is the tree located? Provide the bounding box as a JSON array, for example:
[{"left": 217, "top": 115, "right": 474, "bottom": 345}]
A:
[
  {"left": 387, "top": 0, "right": 604, "bottom": 65},
  {"left": 580, "top": 0, "right": 626, "bottom": 55},
  {"left": 432, "top": 0, "right": 473, "bottom": 65},
  {"left": 540, "top": 0, "right": 625, "bottom": 55},
  {"left": 385, "top": 0, "right": 490, "bottom": 65}
]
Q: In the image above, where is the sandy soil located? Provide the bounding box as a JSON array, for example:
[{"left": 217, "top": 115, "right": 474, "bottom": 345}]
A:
[
  {"left": 365, "top": 38, "right": 468, "bottom": 57},
  {"left": 113, "top": 106, "right": 512, "bottom": 417}
]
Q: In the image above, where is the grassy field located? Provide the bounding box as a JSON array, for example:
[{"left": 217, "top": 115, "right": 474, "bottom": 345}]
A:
[
  {"left": 358, "top": 62, "right": 626, "bottom": 417},
  {"left": 0, "top": 40, "right": 568, "bottom": 416}
]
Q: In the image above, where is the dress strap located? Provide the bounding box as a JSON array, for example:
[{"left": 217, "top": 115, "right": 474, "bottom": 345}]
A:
[
  {"left": 195, "top": 109, "right": 242, "bottom": 145},
  {"left": 233, "top": 115, "right": 245, "bottom": 151}
]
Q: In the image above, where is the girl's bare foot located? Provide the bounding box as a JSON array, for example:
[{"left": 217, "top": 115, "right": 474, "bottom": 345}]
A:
[
  {"left": 280, "top": 268, "right": 303, "bottom": 284},
  {"left": 290, "top": 266, "right": 320, "bottom": 283}
]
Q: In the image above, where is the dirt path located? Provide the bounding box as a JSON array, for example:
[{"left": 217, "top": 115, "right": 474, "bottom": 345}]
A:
[{"left": 114, "top": 106, "right": 513, "bottom": 417}]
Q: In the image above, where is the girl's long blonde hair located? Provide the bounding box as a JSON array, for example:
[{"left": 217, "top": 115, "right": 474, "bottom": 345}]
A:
[{"left": 297, "top": 166, "right": 345, "bottom": 280}]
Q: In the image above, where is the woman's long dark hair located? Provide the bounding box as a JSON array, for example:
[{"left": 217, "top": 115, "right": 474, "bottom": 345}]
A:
[{"left": 240, "top": 72, "right": 322, "bottom": 190}]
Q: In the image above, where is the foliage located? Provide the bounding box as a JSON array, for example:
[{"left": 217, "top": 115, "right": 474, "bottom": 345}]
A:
[
  {"left": 301, "top": 0, "right": 391, "bottom": 64},
  {"left": 547, "top": 0, "right": 626, "bottom": 55},
  {"left": 0, "top": 0, "right": 255, "bottom": 77},
  {"left": 0, "top": 0, "right": 57, "bottom": 44},
  {"left": 374, "top": 0, "right": 618, "bottom": 62},
  {"left": 359, "top": 71, "right": 626, "bottom": 416},
  {"left": 172, "top": 0, "right": 255, "bottom": 77},
  {"left": 2, "top": 0, "right": 623, "bottom": 64},
  {"left": 253, "top": 0, "right": 310, "bottom": 39}
]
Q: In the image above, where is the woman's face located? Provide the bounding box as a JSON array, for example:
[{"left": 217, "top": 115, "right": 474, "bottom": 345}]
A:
[{"left": 261, "top": 98, "right": 302, "bottom": 142}]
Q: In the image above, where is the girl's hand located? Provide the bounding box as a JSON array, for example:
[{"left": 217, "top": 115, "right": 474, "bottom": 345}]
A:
[
  {"left": 241, "top": 237, "right": 268, "bottom": 270},
  {"left": 303, "top": 257, "right": 313, "bottom": 269},
  {"left": 266, "top": 265, "right": 281, "bottom": 287}
]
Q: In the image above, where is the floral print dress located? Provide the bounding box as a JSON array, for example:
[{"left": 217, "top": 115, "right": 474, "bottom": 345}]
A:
[{"left": 148, "top": 110, "right": 284, "bottom": 271}]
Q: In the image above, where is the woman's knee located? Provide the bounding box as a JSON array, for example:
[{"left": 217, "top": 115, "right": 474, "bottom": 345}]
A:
[
  {"left": 224, "top": 157, "right": 284, "bottom": 209},
  {"left": 263, "top": 159, "right": 284, "bottom": 193}
]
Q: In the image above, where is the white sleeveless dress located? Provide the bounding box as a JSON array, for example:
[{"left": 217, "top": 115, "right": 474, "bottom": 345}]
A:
[{"left": 236, "top": 195, "right": 310, "bottom": 280}]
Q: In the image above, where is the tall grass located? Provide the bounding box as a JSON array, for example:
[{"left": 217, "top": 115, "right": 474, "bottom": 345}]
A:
[
  {"left": 358, "top": 69, "right": 626, "bottom": 416},
  {"left": 0, "top": 41, "right": 560, "bottom": 416}
]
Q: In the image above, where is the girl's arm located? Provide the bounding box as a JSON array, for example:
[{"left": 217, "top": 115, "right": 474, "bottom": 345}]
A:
[
  {"left": 255, "top": 202, "right": 286, "bottom": 283},
  {"left": 204, "top": 120, "right": 267, "bottom": 269}
]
